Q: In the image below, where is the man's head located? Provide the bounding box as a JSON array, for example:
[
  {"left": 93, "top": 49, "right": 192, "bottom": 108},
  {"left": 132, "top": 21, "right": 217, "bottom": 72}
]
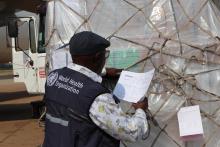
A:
[{"left": 69, "top": 31, "right": 110, "bottom": 74}]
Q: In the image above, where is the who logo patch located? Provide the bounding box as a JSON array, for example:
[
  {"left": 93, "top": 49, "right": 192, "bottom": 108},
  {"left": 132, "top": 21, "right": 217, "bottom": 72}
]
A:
[{"left": 47, "top": 72, "right": 59, "bottom": 86}]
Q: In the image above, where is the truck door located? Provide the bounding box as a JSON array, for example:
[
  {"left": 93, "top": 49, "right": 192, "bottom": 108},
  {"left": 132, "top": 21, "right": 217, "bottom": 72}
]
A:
[
  {"left": 8, "top": 17, "right": 46, "bottom": 94},
  {"left": 11, "top": 18, "right": 31, "bottom": 83}
]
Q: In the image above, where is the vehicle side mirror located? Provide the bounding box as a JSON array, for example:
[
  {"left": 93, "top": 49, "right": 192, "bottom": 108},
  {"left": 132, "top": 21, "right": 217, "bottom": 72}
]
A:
[{"left": 7, "top": 20, "right": 18, "bottom": 38}]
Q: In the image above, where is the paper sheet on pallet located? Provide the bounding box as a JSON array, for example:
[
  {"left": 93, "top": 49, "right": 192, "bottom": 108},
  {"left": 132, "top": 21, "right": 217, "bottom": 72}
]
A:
[{"left": 177, "top": 105, "right": 204, "bottom": 141}]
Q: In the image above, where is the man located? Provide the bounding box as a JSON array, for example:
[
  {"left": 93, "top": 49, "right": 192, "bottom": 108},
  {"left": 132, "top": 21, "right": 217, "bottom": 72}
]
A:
[{"left": 43, "top": 31, "right": 148, "bottom": 147}]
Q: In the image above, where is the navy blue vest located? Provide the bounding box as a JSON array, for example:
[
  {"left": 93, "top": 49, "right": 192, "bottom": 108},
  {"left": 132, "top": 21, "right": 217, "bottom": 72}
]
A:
[{"left": 43, "top": 67, "right": 120, "bottom": 147}]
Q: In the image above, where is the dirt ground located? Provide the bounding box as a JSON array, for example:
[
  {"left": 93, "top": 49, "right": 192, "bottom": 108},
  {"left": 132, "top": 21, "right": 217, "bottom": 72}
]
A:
[{"left": 0, "top": 70, "right": 44, "bottom": 147}]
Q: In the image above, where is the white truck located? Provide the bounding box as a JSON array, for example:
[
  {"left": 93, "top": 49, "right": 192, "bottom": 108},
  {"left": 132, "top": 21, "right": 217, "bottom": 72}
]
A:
[
  {"left": 0, "top": 1, "right": 47, "bottom": 94},
  {"left": 8, "top": 16, "right": 46, "bottom": 94}
]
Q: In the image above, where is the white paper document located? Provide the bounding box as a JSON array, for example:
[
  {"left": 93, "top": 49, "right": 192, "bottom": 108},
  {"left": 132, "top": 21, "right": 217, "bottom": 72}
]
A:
[
  {"left": 113, "top": 69, "right": 155, "bottom": 103},
  {"left": 177, "top": 105, "right": 204, "bottom": 141}
]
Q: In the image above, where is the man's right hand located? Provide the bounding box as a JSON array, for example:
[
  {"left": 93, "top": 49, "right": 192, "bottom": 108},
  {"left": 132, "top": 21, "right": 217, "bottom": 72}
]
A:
[
  {"left": 105, "top": 68, "right": 123, "bottom": 77},
  {"left": 132, "top": 98, "right": 148, "bottom": 110}
]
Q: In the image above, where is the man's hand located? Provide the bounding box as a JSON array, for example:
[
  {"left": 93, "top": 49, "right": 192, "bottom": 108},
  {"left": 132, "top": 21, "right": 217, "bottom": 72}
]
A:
[
  {"left": 132, "top": 98, "right": 148, "bottom": 110},
  {"left": 106, "top": 68, "right": 123, "bottom": 77}
]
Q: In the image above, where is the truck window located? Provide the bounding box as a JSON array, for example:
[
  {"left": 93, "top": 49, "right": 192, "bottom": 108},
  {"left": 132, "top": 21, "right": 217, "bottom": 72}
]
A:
[
  {"left": 29, "top": 19, "right": 37, "bottom": 53},
  {"left": 38, "top": 15, "right": 46, "bottom": 53},
  {"left": 16, "top": 21, "right": 29, "bottom": 51}
]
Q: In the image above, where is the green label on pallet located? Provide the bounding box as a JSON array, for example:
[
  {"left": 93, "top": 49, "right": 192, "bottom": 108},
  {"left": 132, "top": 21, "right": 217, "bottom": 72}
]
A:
[{"left": 106, "top": 48, "right": 140, "bottom": 69}]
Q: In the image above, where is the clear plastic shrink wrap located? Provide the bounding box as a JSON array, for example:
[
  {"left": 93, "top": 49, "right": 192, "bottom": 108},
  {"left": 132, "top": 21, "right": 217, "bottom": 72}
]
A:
[{"left": 45, "top": 0, "right": 220, "bottom": 146}]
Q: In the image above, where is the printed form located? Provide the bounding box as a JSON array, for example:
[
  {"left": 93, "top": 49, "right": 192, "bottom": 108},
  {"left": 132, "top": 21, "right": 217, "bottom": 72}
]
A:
[
  {"left": 113, "top": 69, "right": 155, "bottom": 103},
  {"left": 177, "top": 105, "right": 204, "bottom": 141}
]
